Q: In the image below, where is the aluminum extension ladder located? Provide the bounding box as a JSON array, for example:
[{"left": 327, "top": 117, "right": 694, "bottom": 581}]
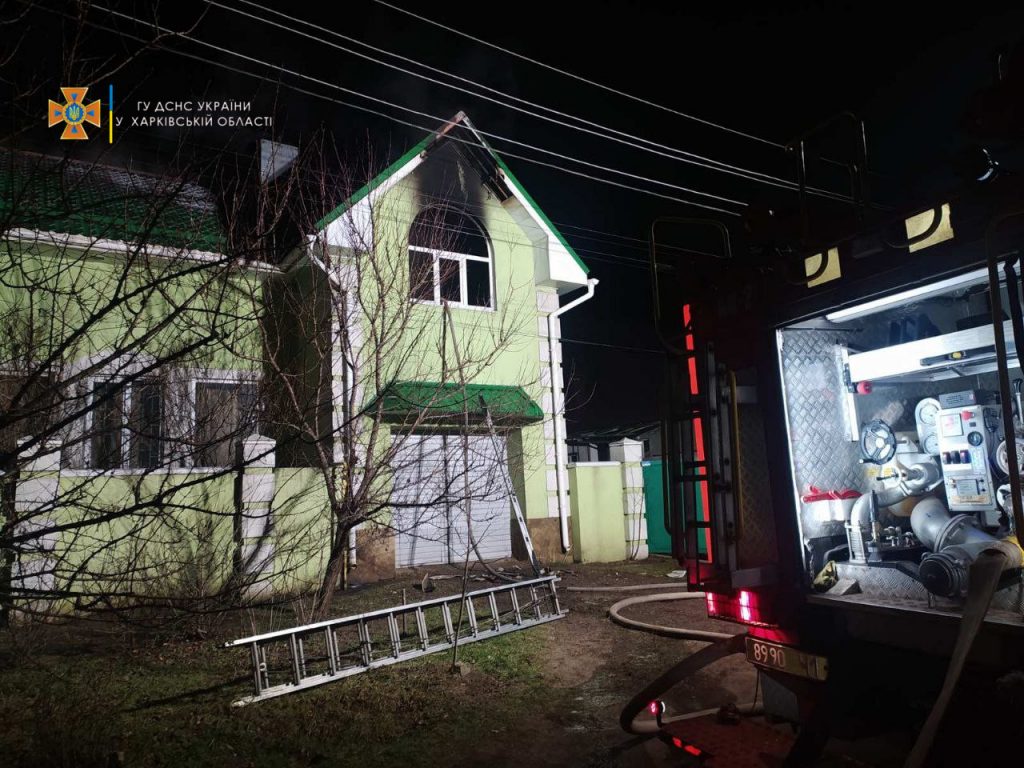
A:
[
  {"left": 479, "top": 398, "right": 543, "bottom": 576},
  {"left": 225, "top": 575, "right": 565, "bottom": 705}
]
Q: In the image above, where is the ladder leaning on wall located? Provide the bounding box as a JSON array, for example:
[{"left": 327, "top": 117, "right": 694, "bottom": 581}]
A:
[{"left": 478, "top": 394, "right": 543, "bottom": 577}]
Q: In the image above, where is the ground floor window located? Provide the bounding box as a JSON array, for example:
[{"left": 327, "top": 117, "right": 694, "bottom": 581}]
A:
[{"left": 89, "top": 379, "right": 164, "bottom": 470}]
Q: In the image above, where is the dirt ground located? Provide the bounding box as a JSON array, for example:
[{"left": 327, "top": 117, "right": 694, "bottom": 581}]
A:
[{"left": 0, "top": 556, "right": 900, "bottom": 768}]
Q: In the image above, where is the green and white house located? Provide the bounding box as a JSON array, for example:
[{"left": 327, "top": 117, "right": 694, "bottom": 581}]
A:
[
  {"left": 297, "top": 112, "right": 611, "bottom": 573},
  {"left": 0, "top": 149, "right": 331, "bottom": 612},
  {"left": 1, "top": 114, "right": 649, "bottom": 616}
]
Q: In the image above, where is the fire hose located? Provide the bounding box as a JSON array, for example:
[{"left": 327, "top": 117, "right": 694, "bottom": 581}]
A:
[
  {"left": 566, "top": 585, "right": 757, "bottom": 734},
  {"left": 904, "top": 550, "right": 1010, "bottom": 768}
]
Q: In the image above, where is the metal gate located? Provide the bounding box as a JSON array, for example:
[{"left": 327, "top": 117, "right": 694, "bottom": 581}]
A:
[{"left": 392, "top": 433, "right": 512, "bottom": 567}]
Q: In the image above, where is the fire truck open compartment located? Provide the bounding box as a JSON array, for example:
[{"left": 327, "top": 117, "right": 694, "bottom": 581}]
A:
[{"left": 776, "top": 267, "right": 1024, "bottom": 624}]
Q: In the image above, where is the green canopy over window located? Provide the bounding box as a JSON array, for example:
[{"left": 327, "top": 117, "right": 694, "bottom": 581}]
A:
[{"left": 374, "top": 381, "right": 543, "bottom": 425}]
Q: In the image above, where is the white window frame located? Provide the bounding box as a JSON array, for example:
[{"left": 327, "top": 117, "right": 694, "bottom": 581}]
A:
[
  {"left": 84, "top": 377, "right": 165, "bottom": 471},
  {"left": 408, "top": 243, "right": 495, "bottom": 311}
]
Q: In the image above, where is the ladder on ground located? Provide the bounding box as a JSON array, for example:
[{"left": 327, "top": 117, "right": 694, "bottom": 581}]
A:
[
  {"left": 479, "top": 396, "right": 543, "bottom": 576},
  {"left": 224, "top": 575, "right": 565, "bottom": 705}
]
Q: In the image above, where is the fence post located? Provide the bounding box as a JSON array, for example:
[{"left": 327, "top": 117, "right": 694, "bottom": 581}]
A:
[
  {"left": 239, "top": 433, "right": 276, "bottom": 599},
  {"left": 11, "top": 437, "right": 62, "bottom": 613},
  {"left": 609, "top": 438, "right": 648, "bottom": 560}
]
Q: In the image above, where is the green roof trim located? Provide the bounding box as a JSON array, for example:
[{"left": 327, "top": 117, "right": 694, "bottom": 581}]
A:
[
  {"left": 374, "top": 380, "right": 543, "bottom": 425},
  {"left": 492, "top": 155, "right": 589, "bottom": 276},
  {"left": 315, "top": 134, "right": 434, "bottom": 231}
]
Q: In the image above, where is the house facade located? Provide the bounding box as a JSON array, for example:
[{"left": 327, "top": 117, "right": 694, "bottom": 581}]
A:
[
  {"left": 289, "top": 113, "right": 597, "bottom": 576},
  {"left": 1, "top": 115, "right": 649, "bottom": 619}
]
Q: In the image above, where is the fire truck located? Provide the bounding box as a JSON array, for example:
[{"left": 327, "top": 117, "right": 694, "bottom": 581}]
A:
[{"left": 629, "top": 100, "right": 1024, "bottom": 766}]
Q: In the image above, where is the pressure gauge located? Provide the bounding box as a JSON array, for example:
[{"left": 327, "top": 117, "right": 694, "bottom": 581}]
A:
[
  {"left": 915, "top": 398, "right": 940, "bottom": 427},
  {"left": 996, "top": 438, "right": 1024, "bottom": 476},
  {"left": 915, "top": 398, "right": 942, "bottom": 455}
]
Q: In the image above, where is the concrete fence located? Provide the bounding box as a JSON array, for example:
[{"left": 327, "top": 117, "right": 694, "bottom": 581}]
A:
[{"left": 568, "top": 438, "right": 648, "bottom": 562}]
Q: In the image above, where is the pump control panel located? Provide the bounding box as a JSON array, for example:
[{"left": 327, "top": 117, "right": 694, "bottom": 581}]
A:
[{"left": 937, "top": 405, "right": 1001, "bottom": 518}]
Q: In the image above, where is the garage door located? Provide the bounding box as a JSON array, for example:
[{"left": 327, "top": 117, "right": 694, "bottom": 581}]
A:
[{"left": 392, "top": 433, "right": 512, "bottom": 567}]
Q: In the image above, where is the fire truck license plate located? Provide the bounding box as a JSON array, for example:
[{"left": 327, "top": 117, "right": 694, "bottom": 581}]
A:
[{"left": 745, "top": 637, "right": 828, "bottom": 681}]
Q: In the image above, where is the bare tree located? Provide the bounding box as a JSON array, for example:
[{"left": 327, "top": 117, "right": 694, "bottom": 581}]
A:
[{"left": 0, "top": 145, "right": 341, "bottom": 630}]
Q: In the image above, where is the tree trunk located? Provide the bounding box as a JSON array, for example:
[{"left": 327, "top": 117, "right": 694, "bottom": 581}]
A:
[
  {"left": 312, "top": 523, "right": 349, "bottom": 619},
  {"left": 0, "top": 471, "right": 17, "bottom": 628}
]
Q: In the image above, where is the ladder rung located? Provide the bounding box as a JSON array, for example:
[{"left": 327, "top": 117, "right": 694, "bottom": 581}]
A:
[
  {"left": 358, "top": 619, "right": 372, "bottom": 666},
  {"left": 387, "top": 613, "right": 401, "bottom": 658},
  {"left": 548, "top": 582, "right": 562, "bottom": 615},
  {"left": 325, "top": 629, "right": 338, "bottom": 675},
  {"left": 250, "top": 642, "right": 265, "bottom": 693},
  {"left": 488, "top": 592, "right": 500, "bottom": 631},
  {"left": 528, "top": 587, "right": 542, "bottom": 620},
  {"left": 441, "top": 602, "right": 455, "bottom": 643},
  {"left": 465, "top": 596, "right": 478, "bottom": 637},
  {"left": 289, "top": 635, "right": 303, "bottom": 685},
  {"left": 510, "top": 588, "right": 522, "bottom": 625},
  {"left": 415, "top": 607, "right": 428, "bottom": 650}
]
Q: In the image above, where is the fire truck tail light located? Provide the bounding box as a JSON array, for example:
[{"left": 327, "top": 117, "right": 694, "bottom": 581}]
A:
[{"left": 703, "top": 589, "right": 776, "bottom": 627}]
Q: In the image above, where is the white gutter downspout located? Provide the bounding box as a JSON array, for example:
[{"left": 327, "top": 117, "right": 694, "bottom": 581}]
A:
[{"left": 549, "top": 279, "right": 599, "bottom": 553}]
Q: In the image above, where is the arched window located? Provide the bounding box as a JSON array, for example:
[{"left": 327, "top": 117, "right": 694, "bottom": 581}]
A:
[{"left": 408, "top": 207, "right": 493, "bottom": 309}]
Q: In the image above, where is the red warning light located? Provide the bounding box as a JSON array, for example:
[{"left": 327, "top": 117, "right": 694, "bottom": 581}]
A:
[
  {"left": 684, "top": 744, "right": 702, "bottom": 756},
  {"left": 672, "top": 737, "right": 683, "bottom": 748},
  {"left": 703, "top": 589, "right": 775, "bottom": 627},
  {"left": 739, "top": 590, "right": 753, "bottom": 622},
  {"left": 648, "top": 701, "right": 661, "bottom": 716}
]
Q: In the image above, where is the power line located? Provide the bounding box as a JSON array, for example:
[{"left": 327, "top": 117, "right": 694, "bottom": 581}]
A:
[
  {"left": 87, "top": 5, "right": 744, "bottom": 216},
  {"left": 372, "top": 0, "right": 785, "bottom": 150},
  {"left": 209, "top": 0, "right": 802, "bottom": 198}
]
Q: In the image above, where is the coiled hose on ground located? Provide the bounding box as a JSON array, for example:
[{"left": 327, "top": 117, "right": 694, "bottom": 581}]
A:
[{"left": 566, "top": 584, "right": 756, "bottom": 735}]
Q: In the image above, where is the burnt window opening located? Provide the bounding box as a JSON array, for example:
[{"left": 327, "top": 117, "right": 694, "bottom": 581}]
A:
[{"left": 407, "top": 206, "right": 493, "bottom": 309}]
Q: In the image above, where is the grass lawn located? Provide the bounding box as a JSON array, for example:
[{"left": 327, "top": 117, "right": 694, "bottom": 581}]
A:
[
  {"left": 0, "top": 604, "right": 558, "bottom": 768},
  {"left": 0, "top": 558, "right": 729, "bottom": 768}
]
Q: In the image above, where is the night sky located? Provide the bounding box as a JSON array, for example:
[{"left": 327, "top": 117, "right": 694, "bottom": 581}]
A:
[{"left": 5, "top": 1, "right": 1024, "bottom": 432}]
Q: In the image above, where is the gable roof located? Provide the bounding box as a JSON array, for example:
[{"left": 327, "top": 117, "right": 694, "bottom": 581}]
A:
[
  {"left": 315, "top": 113, "right": 589, "bottom": 277},
  {"left": 0, "top": 150, "right": 226, "bottom": 252}
]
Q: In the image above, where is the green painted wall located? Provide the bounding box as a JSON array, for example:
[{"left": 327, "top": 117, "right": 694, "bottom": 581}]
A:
[
  {"left": 568, "top": 464, "right": 627, "bottom": 563},
  {"left": 37, "top": 467, "right": 330, "bottom": 611},
  {"left": 0, "top": 240, "right": 263, "bottom": 371}
]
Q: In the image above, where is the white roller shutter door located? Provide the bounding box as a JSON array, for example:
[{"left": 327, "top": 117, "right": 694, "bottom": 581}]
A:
[
  {"left": 392, "top": 433, "right": 512, "bottom": 567},
  {"left": 393, "top": 435, "right": 449, "bottom": 568}
]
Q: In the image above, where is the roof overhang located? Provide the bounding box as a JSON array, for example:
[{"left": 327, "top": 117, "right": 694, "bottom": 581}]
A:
[{"left": 371, "top": 380, "right": 543, "bottom": 426}]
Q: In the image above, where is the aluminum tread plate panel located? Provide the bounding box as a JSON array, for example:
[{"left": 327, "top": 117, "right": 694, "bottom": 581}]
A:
[
  {"left": 736, "top": 405, "right": 778, "bottom": 569},
  {"left": 779, "top": 330, "right": 862, "bottom": 541}
]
